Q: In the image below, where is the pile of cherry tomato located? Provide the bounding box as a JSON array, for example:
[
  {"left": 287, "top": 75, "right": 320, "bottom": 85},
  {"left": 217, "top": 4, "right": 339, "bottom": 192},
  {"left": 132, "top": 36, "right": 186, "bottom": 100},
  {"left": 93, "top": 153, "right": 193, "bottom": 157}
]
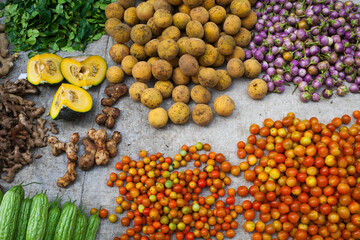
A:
[{"left": 236, "top": 111, "right": 360, "bottom": 240}]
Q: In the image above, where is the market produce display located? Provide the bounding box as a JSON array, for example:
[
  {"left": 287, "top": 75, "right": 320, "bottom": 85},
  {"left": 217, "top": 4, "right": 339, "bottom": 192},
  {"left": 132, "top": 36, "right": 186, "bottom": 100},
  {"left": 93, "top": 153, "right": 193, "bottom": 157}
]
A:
[
  {"left": 104, "top": 0, "right": 263, "bottom": 127},
  {"left": 0, "top": 185, "right": 100, "bottom": 240},
  {"left": 249, "top": 0, "right": 360, "bottom": 102}
]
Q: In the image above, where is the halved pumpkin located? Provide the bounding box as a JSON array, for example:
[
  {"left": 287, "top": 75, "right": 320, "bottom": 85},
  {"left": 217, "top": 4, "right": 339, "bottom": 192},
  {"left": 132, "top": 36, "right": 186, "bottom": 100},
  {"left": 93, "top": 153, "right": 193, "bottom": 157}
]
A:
[
  {"left": 27, "top": 53, "right": 64, "bottom": 85},
  {"left": 50, "top": 83, "right": 93, "bottom": 119},
  {"left": 60, "top": 55, "right": 107, "bottom": 89}
]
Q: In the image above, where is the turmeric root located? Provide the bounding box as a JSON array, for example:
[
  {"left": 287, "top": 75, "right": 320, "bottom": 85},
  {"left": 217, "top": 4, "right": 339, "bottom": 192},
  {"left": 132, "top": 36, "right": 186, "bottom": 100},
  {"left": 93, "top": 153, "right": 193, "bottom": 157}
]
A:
[
  {"left": 57, "top": 161, "right": 77, "bottom": 188},
  {"left": 106, "top": 131, "right": 121, "bottom": 158},
  {"left": 48, "top": 133, "right": 79, "bottom": 162},
  {"left": 79, "top": 137, "right": 96, "bottom": 171},
  {"left": 88, "top": 128, "right": 109, "bottom": 166}
]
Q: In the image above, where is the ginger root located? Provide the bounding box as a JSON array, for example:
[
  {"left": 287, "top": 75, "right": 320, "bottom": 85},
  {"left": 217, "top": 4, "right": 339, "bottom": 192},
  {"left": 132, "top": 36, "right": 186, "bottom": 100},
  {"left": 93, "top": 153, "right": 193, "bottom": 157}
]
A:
[
  {"left": 88, "top": 128, "right": 109, "bottom": 166},
  {"left": 95, "top": 107, "right": 120, "bottom": 129},
  {"left": 48, "top": 133, "right": 79, "bottom": 162},
  {"left": 106, "top": 131, "right": 121, "bottom": 158},
  {"left": 101, "top": 83, "right": 128, "bottom": 106},
  {"left": 0, "top": 25, "right": 18, "bottom": 78},
  {"left": 79, "top": 137, "right": 96, "bottom": 171},
  {"left": 57, "top": 161, "right": 77, "bottom": 188}
]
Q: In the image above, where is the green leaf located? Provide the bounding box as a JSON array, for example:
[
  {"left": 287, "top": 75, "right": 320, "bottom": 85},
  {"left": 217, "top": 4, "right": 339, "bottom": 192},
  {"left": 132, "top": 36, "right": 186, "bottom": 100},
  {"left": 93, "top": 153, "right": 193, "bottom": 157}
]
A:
[
  {"left": 27, "top": 37, "right": 37, "bottom": 45},
  {"left": 92, "top": 33, "right": 102, "bottom": 41},
  {"left": 61, "top": 46, "right": 76, "bottom": 52}
]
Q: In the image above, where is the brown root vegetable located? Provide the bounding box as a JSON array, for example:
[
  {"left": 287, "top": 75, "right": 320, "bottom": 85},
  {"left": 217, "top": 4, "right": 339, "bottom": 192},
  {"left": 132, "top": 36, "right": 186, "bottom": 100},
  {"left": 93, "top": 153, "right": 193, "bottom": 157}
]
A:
[
  {"left": 147, "top": 17, "right": 163, "bottom": 37},
  {"left": 57, "top": 161, "right": 77, "bottom": 188},
  {"left": 179, "top": 54, "right": 199, "bottom": 76},
  {"left": 177, "top": 37, "right": 189, "bottom": 56},
  {"left": 129, "top": 82, "right": 148, "bottom": 102},
  {"left": 172, "top": 85, "right": 190, "bottom": 103},
  {"left": 121, "top": 55, "right": 138, "bottom": 75},
  {"left": 88, "top": 128, "right": 109, "bottom": 166},
  {"left": 173, "top": 13, "right": 191, "bottom": 29},
  {"left": 192, "top": 104, "right": 213, "bottom": 126},
  {"left": 204, "top": 22, "right": 220, "bottom": 43},
  {"left": 145, "top": 39, "right": 160, "bottom": 57},
  {"left": 49, "top": 122, "right": 58, "bottom": 134},
  {"left": 48, "top": 133, "right": 79, "bottom": 162},
  {"left": 183, "top": 0, "right": 203, "bottom": 7},
  {"left": 106, "top": 66, "right": 124, "bottom": 83},
  {"left": 234, "top": 28, "right": 252, "bottom": 47},
  {"left": 151, "top": 59, "right": 173, "bottom": 81},
  {"left": 0, "top": 32, "right": 17, "bottom": 77},
  {"left": 130, "top": 24, "right": 153, "bottom": 45},
  {"left": 168, "top": 102, "right": 190, "bottom": 125},
  {"left": 190, "top": 7, "right": 209, "bottom": 24},
  {"left": 208, "top": 6, "right": 226, "bottom": 24},
  {"left": 124, "top": 7, "right": 140, "bottom": 26},
  {"left": 223, "top": 15, "right": 242, "bottom": 35},
  {"left": 213, "top": 95, "right": 235, "bottom": 117},
  {"left": 132, "top": 61, "right": 152, "bottom": 83},
  {"left": 191, "top": 85, "right": 211, "bottom": 104},
  {"left": 198, "top": 68, "right": 219, "bottom": 88},
  {"left": 230, "top": 0, "right": 251, "bottom": 18},
  {"left": 112, "top": 23, "right": 131, "bottom": 44},
  {"left": 154, "top": 9, "right": 173, "bottom": 28},
  {"left": 136, "top": 2, "right": 154, "bottom": 21},
  {"left": 105, "top": 18, "right": 122, "bottom": 36},
  {"left": 106, "top": 131, "right": 121, "bottom": 158},
  {"left": 186, "top": 20, "right": 204, "bottom": 38},
  {"left": 102, "top": 83, "right": 128, "bottom": 106},
  {"left": 78, "top": 137, "right": 96, "bottom": 171},
  {"left": 154, "top": 0, "right": 173, "bottom": 11},
  {"left": 241, "top": 10, "right": 258, "bottom": 30},
  {"left": 130, "top": 43, "right": 147, "bottom": 61},
  {"left": 199, "top": 44, "right": 218, "bottom": 67},
  {"left": 227, "top": 58, "right": 245, "bottom": 78},
  {"left": 96, "top": 107, "right": 120, "bottom": 129},
  {"left": 172, "top": 67, "right": 190, "bottom": 85},
  {"left": 215, "top": 70, "right": 232, "bottom": 91},
  {"left": 148, "top": 107, "right": 169, "bottom": 128},
  {"left": 154, "top": 80, "right": 174, "bottom": 98},
  {"left": 157, "top": 39, "right": 179, "bottom": 61},
  {"left": 217, "top": 35, "right": 236, "bottom": 56},
  {"left": 105, "top": 2, "right": 124, "bottom": 20},
  {"left": 109, "top": 43, "right": 129, "bottom": 64},
  {"left": 141, "top": 88, "right": 163, "bottom": 109},
  {"left": 185, "top": 38, "right": 206, "bottom": 56},
  {"left": 212, "top": 49, "right": 225, "bottom": 67},
  {"left": 161, "top": 26, "right": 181, "bottom": 41},
  {"left": 244, "top": 59, "right": 262, "bottom": 78},
  {"left": 248, "top": 78, "right": 268, "bottom": 100}
]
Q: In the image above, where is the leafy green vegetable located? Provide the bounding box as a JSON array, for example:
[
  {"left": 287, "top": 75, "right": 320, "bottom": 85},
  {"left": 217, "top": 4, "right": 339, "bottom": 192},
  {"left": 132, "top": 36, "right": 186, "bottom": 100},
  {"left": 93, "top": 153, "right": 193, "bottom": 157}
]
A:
[{"left": 0, "top": 0, "right": 113, "bottom": 58}]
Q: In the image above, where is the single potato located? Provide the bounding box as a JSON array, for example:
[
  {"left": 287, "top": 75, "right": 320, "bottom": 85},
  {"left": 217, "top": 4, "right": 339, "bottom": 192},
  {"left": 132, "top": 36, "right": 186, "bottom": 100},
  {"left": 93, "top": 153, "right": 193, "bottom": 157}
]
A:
[
  {"left": 213, "top": 95, "right": 235, "bottom": 117},
  {"left": 121, "top": 55, "right": 138, "bottom": 75},
  {"left": 227, "top": 58, "right": 245, "bottom": 79},
  {"left": 106, "top": 66, "right": 124, "bottom": 83},
  {"left": 132, "top": 61, "right": 152, "bottom": 82},
  {"left": 154, "top": 80, "right": 174, "bottom": 98},
  {"left": 191, "top": 85, "right": 211, "bottom": 104},
  {"left": 168, "top": 102, "right": 191, "bottom": 125},
  {"left": 198, "top": 68, "right": 219, "bottom": 88},
  {"left": 192, "top": 104, "right": 213, "bottom": 126},
  {"left": 141, "top": 88, "right": 163, "bottom": 109},
  {"left": 148, "top": 108, "right": 168, "bottom": 128},
  {"left": 244, "top": 59, "right": 262, "bottom": 78},
  {"left": 179, "top": 54, "right": 199, "bottom": 76},
  {"left": 129, "top": 82, "right": 148, "bottom": 102},
  {"left": 248, "top": 79, "right": 268, "bottom": 100},
  {"left": 172, "top": 85, "right": 190, "bottom": 103}
]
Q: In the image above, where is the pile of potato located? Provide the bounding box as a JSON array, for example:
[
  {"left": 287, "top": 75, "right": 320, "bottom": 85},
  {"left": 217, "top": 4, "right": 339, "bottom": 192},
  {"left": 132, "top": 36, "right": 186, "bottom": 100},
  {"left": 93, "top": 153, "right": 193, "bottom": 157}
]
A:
[{"left": 105, "top": 0, "right": 261, "bottom": 128}]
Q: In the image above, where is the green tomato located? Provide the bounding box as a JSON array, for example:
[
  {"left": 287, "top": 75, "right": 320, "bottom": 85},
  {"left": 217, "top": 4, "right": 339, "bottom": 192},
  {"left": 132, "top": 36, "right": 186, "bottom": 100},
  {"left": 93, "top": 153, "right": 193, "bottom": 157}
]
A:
[
  {"left": 162, "top": 171, "right": 170, "bottom": 178},
  {"left": 192, "top": 203, "right": 200, "bottom": 212},
  {"left": 163, "top": 206, "right": 170, "bottom": 214},
  {"left": 169, "top": 222, "right": 177, "bottom": 231},
  {"left": 206, "top": 165, "right": 214, "bottom": 173},
  {"left": 177, "top": 222, "right": 186, "bottom": 231},
  {"left": 160, "top": 216, "right": 169, "bottom": 225},
  {"left": 165, "top": 180, "right": 173, "bottom": 188},
  {"left": 182, "top": 206, "right": 190, "bottom": 215},
  {"left": 180, "top": 150, "right": 187, "bottom": 156},
  {"left": 195, "top": 142, "right": 203, "bottom": 150},
  {"left": 138, "top": 204, "right": 145, "bottom": 213},
  {"left": 149, "top": 195, "right": 157, "bottom": 202}
]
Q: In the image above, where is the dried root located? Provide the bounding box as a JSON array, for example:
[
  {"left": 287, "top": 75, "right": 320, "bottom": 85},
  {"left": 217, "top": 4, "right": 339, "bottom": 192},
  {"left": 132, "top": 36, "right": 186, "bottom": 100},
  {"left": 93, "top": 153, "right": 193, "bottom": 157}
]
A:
[
  {"left": 0, "top": 79, "right": 47, "bottom": 182},
  {"left": 78, "top": 137, "right": 96, "bottom": 171},
  {"left": 95, "top": 107, "right": 120, "bottom": 129},
  {"left": 49, "top": 122, "right": 58, "bottom": 134},
  {"left": 106, "top": 131, "right": 121, "bottom": 158},
  {"left": 0, "top": 25, "right": 18, "bottom": 78},
  {"left": 101, "top": 83, "right": 128, "bottom": 106},
  {"left": 57, "top": 161, "right": 77, "bottom": 188}
]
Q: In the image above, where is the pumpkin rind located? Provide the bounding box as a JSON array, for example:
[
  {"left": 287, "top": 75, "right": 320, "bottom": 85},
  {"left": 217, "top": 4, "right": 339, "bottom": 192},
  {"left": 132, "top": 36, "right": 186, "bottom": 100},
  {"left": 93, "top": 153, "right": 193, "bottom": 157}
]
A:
[
  {"left": 27, "top": 53, "right": 63, "bottom": 85},
  {"left": 60, "top": 56, "right": 107, "bottom": 89}
]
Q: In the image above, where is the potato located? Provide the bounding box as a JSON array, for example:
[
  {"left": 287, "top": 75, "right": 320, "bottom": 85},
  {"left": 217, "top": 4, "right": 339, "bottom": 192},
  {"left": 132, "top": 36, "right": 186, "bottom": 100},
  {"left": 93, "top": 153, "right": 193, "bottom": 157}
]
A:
[
  {"left": 215, "top": 0, "right": 232, "bottom": 6},
  {"left": 248, "top": 79, "right": 268, "bottom": 100},
  {"left": 172, "top": 85, "right": 190, "bottom": 103},
  {"left": 215, "top": 70, "right": 232, "bottom": 91},
  {"left": 179, "top": 54, "right": 199, "bottom": 76},
  {"left": 244, "top": 59, "right": 262, "bottom": 78},
  {"left": 234, "top": 28, "right": 251, "bottom": 47},
  {"left": 227, "top": 58, "right": 245, "bottom": 78},
  {"left": 121, "top": 55, "right": 138, "bottom": 75},
  {"left": 230, "top": 0, "right": 251, "bottom": 18},
  {"left": 130, "top": 24, "right": 153, "bottom": 45},
  {"left": 173, "top": 13, "right": 191, "bottom": 30},
  {"left": 173, "top": 67, "right": 190, "bottom": 85},
  {"left": 106, "top": 66, "right": 124, "bottom": 83},
  {"left": 105, "top": 3, "right": 124, "bottom": 20},
  {"left": 129, "top": 82, "right": 148, "bottom": 102},
  {"left": 152, "top": 59, "right": 173, "bottom": 81},
  {"left": 202, "top": 0, "right": 215, "bottom": 10},
  {"left": 118, "top": 0, "right": 136, "bottom": 9},
  {"left": 124, "top": 7, "right": 140, "bottom": 26},
  {"left": 147, "top": 17, "right": 163, "bottom": 36},
  {"left": 130, "top": 43, "right": 147, "bottom": 61},
  {"left": 154, "top": 81, "right": 174, "bottom": 98},
  {"left": 183, "top": 0, "right": 203, "bottom": 7},
  {"left": 192, "top": 104, "right": 213, "bottom": 126},
  {"left": 190, "top": 7, "right": 209, "bottom": 24},
  {"left": 148, "top": 108, "right": 168, "bottom": 128},
  {"left": 204, "top": 22, "right": 220, "bottom": 43},
  {"left": 167, "top": 0, "right": 183, "bottom": 6},
  {"left": 154, "top": 0, "right": 173, "bottom": 11},
  {"left": 199, "top": 44, "right": 218, "bottom": 66},
  {"left": 223, "top": 15, "right": 241, "bottom": 35},
  {"left": 147, "top": 57, "right": 160, "bottom": 66},
  {"left": 198, "top": 68, "right": 219, "bottom": 88},
  {"left": 208, "top": 6, "right": 226, "bottom": 24},
  {"left": 213, "top": 95, "right": 235, "bottom": 117},
  {"left": 168, "top": 102, "right": 190, "bottom": 125},
  {"left": 132, "top": 61, "right": 152, "bottom": 82},
  {"left": 112, "top": 23, "right": 131, "bottom": 43},
  {"left": 241, "top": 11, "right": 257, "bottom": 30},
  {"left": 158, "top": 39, "right": 179, "bottom": 61},
  {"left": 177, "top": 37, "right": 189, "bottom": 56},
  {"left": 161, "top": 26, "right": 181, "bottom": 41},
  {"left": 212, "top": 48, "right": 225, "bottom": 67},
  {"left": 136, "top": 2, "right": 154, "bottom": 21},
  {"left": 153, "top": 9, "right": 173, "bottom": 28},
  {"left": 105, "top": 18, "right": 122, "bottom": 36},
  {"left": 143, "top": 39, "right": 159, "bottom": 57},
  {"left": 185, "top": 38, "right": 206, "bottom": 56},
  {"left": 191, "top": 85, "right": 211, "bottom": 104},
  {"left": 186, "top": 20, "right": 204, "bottom": 39},
  {"left": 141, "top": 88, "right": 163, "bottom": 109},
  {"left": 178, "top": 4, "right": 191, "bottom": 14},
  {"left": 109, "top": 43, "right": 129, "bottom": 63},
  {"left": 226, "top": 46, "right": 245, "bottom": 61},
  {"left": 191, "top": 66, "right": 204, "bottom": 84},
  {"left": 217, "top": 35, "right": 236, "bottom": 56}
]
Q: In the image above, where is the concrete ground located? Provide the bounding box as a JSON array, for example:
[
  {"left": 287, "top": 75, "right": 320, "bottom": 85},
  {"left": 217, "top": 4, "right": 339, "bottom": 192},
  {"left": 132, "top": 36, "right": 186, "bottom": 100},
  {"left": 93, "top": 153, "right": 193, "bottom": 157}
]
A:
[{"left": 1, "top": 1, "right": 360, "bottom": 239}]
